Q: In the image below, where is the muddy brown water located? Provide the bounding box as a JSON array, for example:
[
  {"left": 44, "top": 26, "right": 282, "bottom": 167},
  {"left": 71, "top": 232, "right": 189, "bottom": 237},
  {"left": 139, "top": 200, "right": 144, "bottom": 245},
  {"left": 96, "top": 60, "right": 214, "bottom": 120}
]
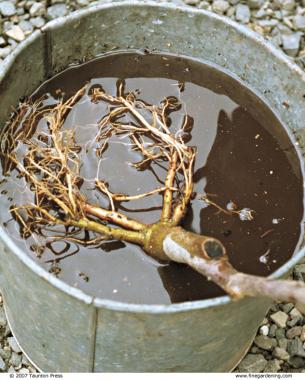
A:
[{"left": 0, "top": 51, "right": 304, "bottom": 304}]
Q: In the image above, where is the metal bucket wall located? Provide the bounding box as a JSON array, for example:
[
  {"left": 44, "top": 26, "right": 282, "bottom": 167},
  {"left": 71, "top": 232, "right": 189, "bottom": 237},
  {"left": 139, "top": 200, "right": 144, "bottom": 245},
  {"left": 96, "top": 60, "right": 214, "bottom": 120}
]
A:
[{"left": 0, "top": 1, "right": 305, "bottom": 372}]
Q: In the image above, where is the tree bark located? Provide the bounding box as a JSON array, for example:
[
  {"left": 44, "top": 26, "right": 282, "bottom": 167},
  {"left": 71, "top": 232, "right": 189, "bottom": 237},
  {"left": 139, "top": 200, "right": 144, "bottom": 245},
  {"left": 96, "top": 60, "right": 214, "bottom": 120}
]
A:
[{"left": 146, "top": 225, "right": 305, "bottom": 304}]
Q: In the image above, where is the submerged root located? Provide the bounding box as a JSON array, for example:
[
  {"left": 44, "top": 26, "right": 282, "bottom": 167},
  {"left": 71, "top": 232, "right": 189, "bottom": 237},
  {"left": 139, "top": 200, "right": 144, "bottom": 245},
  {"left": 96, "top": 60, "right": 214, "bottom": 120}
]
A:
[
  {"left": 197, "top": 195, "right": 255, "bottom": 222},
  {"left": 2, "top": 83, "right": 305, "bottom": 306}
]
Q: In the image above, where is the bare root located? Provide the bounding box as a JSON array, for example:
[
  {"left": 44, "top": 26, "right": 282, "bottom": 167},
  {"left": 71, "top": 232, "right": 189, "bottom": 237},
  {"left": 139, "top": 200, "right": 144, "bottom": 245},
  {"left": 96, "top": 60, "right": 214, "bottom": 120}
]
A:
[{"left": 2, "top": 82, "right": 305, "bottom": 306}]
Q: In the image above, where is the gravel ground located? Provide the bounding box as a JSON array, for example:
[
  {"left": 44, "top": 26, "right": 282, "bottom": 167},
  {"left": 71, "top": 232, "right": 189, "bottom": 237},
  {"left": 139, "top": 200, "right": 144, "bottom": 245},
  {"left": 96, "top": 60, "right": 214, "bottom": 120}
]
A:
[{"left": 1, "top": 0, "right": 305, "bottom": 373}]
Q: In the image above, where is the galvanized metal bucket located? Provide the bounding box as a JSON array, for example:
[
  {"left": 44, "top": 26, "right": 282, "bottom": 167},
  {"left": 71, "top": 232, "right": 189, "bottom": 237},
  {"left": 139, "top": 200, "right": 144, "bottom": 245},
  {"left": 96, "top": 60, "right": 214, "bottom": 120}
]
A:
[{"left": 1, "top": 1, "right": 305, "bottom": 372}]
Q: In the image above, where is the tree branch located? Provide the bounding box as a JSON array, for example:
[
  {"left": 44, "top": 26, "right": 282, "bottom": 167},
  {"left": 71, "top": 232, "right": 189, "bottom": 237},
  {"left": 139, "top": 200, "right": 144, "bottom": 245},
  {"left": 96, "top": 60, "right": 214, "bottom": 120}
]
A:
[{"left": 162, "top": 227, "right": 305, "bottom": 304}]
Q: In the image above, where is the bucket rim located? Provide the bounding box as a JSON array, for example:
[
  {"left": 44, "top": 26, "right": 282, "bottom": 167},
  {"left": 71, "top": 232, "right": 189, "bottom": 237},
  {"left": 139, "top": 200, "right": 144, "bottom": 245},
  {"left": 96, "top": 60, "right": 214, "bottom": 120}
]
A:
[{"left": 1, "top": 0, "right": 305, "bottom": 314}]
